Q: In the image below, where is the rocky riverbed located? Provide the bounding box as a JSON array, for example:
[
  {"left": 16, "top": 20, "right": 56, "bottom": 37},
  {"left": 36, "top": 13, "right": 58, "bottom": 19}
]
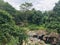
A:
[{"left": 23, "top": 30, "right": 59, "bottom": 45}]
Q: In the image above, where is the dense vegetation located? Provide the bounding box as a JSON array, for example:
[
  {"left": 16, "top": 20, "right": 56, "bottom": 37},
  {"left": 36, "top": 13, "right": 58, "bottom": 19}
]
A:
[{"left": 0, "top": 0, "right": 60, "bottom": 45}]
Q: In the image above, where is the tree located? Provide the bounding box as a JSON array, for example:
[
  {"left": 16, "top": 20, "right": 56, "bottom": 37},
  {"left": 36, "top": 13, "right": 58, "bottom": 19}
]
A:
[
  {"left": 20, "top": 2, "right": 32, "bottom": 11},
  {"left": 53, "top": 0, "right": 60, "bottom": 33},
  {"left": 53, "top": 0, "right": 60, "bottom": 16},
  {"left": 28, "top": 10, "right": 43, "bottom": 25}
]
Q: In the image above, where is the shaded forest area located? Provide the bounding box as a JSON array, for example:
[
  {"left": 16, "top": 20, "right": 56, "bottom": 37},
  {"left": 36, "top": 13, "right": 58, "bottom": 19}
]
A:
[{"left": 0, "top": 0, "right": 60, "bottom": 45}]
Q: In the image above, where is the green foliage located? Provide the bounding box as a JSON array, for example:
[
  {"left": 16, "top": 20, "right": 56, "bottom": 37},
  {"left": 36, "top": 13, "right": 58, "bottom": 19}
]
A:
[
  {"left": 53, "top": 0, "right": 60, "bottom": 14},
  {"left": 0, "top": 9, "right": 27, "bottom": 45},
  {"left": 30, "top": 10, "right": 43, "bottom": 25},
  {"left": 0, "top": 0, "right": 60, "bottom": 45},
  {"left": 0, "top": 0, "right": 16, "bottom": 16},
  {"left": 0, "top": 10, "right": 15, "bottom": 44},
  {"left": 28, "top": 24, "right": 39, "bottom": 30},
  {"left": 15, "top": 1, "right": 60, "bottom": 33},
  {"left": 7, "top": 36, "right": 18, "bottom": 45},
  {"left": 0, "top": 10, "right": 13, "bottom": 24},
  {"left": 15, "top": 9, "right": 43, "bottom": 25}
]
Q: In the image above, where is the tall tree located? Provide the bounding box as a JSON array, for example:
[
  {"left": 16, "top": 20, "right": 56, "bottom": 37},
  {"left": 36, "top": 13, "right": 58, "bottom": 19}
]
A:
[
  {"left": 53, "top": 0, "right": 60, "bottom": 16},
  {"left": 20, "top": 2, "right": 32, "bottom": 11},
  {"left": 53, "top": 0, "right": 60, "bottom": 33}
]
